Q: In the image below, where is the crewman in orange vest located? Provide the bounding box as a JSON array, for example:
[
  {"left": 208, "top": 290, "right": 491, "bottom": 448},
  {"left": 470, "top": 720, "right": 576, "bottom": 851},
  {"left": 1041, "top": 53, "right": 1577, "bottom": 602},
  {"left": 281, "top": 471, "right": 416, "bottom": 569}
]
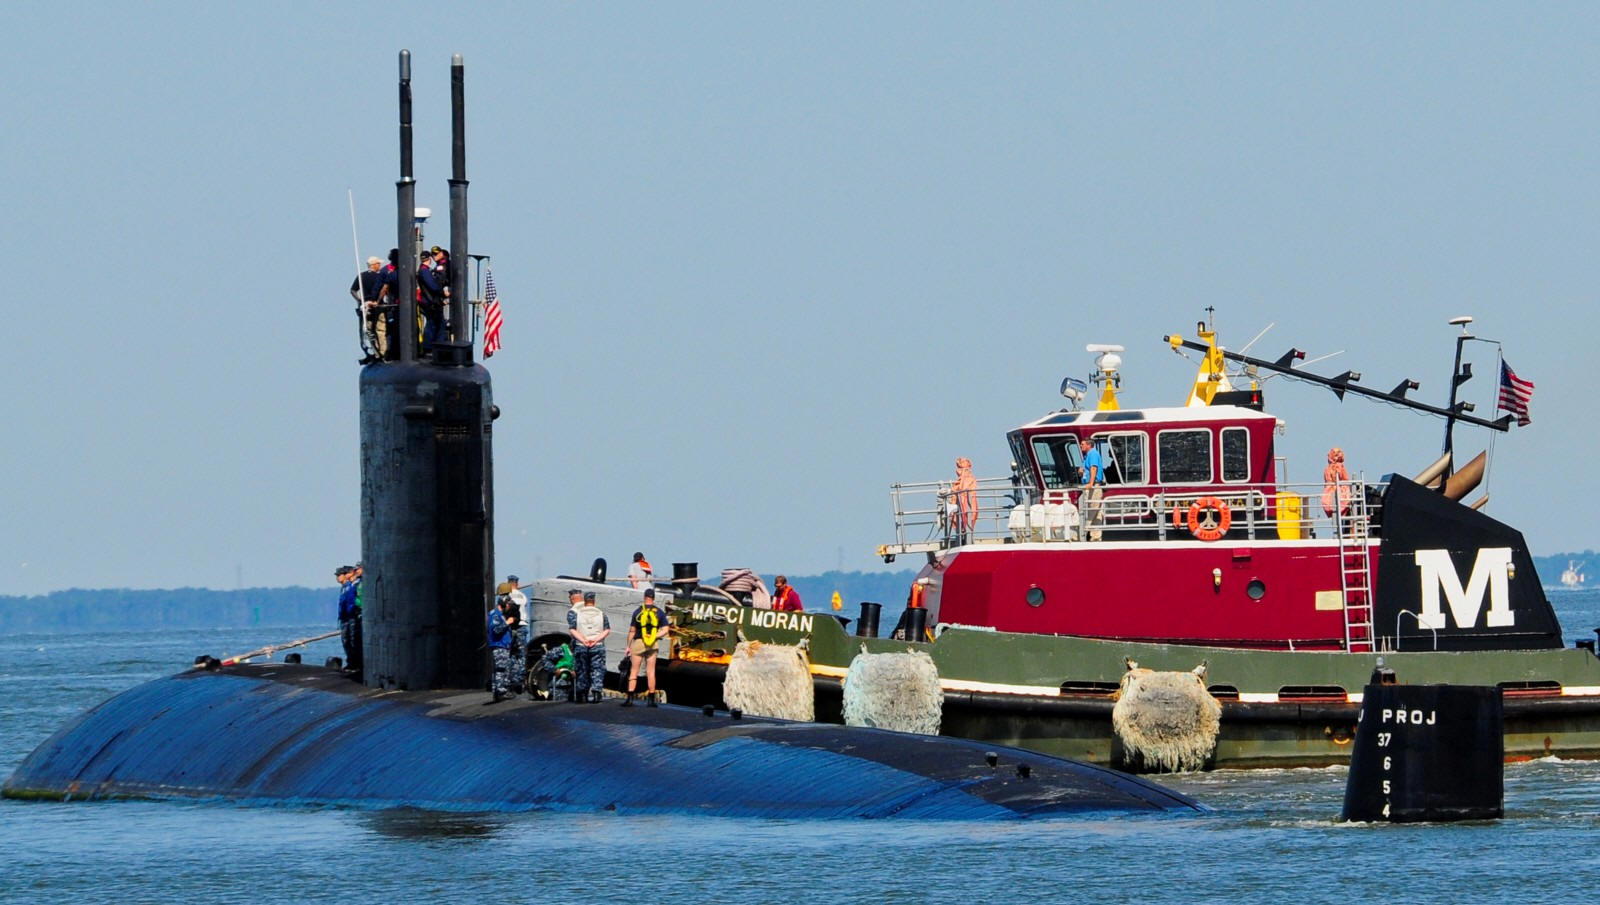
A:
[
  {"left": 628, "top": 552, "right": 654, "bottom": 589},
  {"left": 773, "top": 575, "right": 804, "bottom": 612},
  {"left": 953, "top": 457, "right": 979, "bottom": 544}
]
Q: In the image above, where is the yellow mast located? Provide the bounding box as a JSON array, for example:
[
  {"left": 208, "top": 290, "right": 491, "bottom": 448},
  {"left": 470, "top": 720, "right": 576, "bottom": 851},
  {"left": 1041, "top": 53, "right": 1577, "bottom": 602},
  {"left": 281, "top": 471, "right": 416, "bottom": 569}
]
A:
[
  {"left": 1097, "top": 380, "right": 1120, "bottom": 411},
  {"left": 1171, "top": 318, "right": 1233, "bottom": 406}
]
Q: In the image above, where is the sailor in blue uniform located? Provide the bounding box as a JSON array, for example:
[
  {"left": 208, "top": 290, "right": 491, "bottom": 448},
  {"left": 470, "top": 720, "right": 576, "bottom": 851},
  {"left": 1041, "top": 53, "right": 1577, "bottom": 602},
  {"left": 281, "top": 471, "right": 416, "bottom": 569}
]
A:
[
  {"left": 336, "top": 566, "right": 362, "bottom": 674},
  {"left": 487, "top": 597, "right": 513, "bottom": 702},
  {"left": 537, "top": 641, "right": 576, "bottom": 702},
  {"left": 568, "top": 590, "right": 611, "bottom": 703}
]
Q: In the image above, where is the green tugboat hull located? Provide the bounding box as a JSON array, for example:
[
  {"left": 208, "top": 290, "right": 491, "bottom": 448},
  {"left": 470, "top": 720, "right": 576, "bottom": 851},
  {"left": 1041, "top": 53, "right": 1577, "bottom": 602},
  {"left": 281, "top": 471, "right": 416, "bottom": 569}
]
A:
[{"left": 667, "top": 602, "right": 1600, "bottom": 768}]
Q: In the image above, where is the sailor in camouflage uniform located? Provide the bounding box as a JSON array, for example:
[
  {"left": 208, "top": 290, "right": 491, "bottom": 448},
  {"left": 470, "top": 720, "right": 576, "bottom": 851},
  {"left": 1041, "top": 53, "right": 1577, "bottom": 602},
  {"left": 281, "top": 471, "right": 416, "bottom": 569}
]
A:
[
  {"left": 499, "top": 579, "right": 529, "bottom": 694},
  {"left": 487, "top": 596, "right": 513, "bottom": 702},
  {"left": 537, "top": 641, "right": 576, "bottom": 702},
  {"left": 568, "top": 590, "right": 611, "bottom": 702}
]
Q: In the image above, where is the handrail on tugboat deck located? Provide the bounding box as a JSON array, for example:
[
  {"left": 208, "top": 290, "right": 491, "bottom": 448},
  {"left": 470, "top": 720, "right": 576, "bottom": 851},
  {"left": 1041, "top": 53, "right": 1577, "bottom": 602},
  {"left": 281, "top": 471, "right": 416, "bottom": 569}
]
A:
[{"left": 879, "top": 475, "right": 1383, "bottom": 556}]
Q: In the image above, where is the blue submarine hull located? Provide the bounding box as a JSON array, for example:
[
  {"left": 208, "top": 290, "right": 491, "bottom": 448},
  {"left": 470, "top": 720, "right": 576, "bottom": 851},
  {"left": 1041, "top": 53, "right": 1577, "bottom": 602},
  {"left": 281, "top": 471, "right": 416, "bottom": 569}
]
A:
[{"left": 4, "top": 664, "right": 1199, "bottom": 818}]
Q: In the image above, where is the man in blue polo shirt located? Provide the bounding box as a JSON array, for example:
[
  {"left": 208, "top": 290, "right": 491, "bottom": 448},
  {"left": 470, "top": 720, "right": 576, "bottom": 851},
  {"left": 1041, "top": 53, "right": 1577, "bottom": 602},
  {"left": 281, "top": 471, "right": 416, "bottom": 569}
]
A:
[{"left": 1079, "top": 437, "right": 1105, "bottom": 542}]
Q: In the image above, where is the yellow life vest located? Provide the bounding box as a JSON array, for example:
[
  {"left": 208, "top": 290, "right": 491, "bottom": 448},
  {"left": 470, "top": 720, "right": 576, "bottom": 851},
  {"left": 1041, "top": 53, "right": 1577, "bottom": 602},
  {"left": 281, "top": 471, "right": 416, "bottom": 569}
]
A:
[{"left": 637, "top": 606, "right": 661, "bottom": 647}]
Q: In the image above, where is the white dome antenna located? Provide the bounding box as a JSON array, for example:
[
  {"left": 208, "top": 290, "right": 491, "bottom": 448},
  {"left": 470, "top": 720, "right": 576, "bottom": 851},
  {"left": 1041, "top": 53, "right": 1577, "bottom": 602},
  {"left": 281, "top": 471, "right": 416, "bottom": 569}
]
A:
[{"left": 1083, "top": 344, "right": 1126, "bottom": 410}]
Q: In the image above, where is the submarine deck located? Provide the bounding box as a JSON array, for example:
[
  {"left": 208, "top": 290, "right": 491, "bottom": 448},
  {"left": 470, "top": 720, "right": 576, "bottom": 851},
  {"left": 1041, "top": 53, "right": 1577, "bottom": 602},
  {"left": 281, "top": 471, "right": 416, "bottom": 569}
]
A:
[{"left": 4, "top": 663, "right": 1200, "bottom": 819}]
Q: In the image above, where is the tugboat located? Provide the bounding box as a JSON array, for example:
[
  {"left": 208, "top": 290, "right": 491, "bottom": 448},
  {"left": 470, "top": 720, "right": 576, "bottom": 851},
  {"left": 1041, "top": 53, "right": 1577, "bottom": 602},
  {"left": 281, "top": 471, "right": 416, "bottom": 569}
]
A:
[{"left": 664, "top": 313, "right": 1600, "bottom": 769}]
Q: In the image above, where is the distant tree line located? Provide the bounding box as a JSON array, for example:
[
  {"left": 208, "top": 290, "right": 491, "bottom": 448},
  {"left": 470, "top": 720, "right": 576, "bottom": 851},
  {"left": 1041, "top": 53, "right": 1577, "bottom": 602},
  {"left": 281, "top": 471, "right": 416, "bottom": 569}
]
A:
[
  {"left": 0, "top": 587, "right": 328, "bottom": 632},
  {"left": 0, "top": 571, "right": 923, "bottom": 633},
  {"left": 7, "top": 554, "right": 1594, "bottom": 634}
]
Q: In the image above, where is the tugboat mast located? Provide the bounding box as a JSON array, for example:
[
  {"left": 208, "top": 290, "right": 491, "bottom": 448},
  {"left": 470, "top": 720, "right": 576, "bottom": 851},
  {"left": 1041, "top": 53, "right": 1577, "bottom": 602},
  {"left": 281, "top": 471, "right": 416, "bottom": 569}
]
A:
[
  {"left": 1440, "top": 315, "right": 1475, "bottom": 482},
  {"left": 1163, "top": 328, "right": 1513, "bottom": 433}
]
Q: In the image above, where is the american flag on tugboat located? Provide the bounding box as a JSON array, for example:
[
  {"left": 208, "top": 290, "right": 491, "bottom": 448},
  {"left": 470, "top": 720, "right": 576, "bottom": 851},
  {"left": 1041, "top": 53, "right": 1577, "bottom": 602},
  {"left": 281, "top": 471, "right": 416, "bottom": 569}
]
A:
[
  {"left": 1497, "top": 359, "right": 1534, "bottom": 426},
  {"left": 482, "top": 267, "right": 503, "bottom": 358}
]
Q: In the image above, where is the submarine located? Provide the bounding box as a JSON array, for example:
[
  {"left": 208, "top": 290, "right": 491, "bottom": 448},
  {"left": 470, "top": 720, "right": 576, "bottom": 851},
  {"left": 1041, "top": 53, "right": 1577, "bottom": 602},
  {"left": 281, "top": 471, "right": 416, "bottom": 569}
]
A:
[{"left": 3, "top": 52, "right": 1199, "bottom": 819}]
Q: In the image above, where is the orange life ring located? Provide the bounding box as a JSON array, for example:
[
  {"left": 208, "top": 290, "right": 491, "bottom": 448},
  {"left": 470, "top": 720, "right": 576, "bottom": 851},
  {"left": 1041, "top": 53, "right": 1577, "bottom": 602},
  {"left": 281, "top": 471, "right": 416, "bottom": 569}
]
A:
[{"left": 1185, "top": 497, "right": 1232, "bottom": 541}]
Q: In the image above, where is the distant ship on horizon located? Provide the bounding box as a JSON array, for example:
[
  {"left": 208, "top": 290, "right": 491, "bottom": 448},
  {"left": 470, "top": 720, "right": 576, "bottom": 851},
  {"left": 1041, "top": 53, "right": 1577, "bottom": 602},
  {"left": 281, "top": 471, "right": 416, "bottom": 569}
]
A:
[{"left": 1561, "top": 560, "right": 1587, "bottom": 591}]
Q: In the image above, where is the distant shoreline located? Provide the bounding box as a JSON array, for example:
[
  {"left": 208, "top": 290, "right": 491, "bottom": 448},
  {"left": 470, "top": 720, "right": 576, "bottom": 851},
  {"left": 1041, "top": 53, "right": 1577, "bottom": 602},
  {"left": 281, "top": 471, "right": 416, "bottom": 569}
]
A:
[
  {"left": 5, "top": 555, "right": 1593, "bottom": 632},
  {"left": 0, "top": 570, "right": 919, "bottom": 632}
]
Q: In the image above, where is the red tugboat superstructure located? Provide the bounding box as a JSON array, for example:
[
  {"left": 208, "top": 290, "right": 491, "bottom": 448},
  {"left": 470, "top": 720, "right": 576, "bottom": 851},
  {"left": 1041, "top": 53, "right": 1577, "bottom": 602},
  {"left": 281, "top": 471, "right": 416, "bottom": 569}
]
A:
[
  {"left": 880, "top": 314, "right": 1558, "bottom": 657},
  {"left": 659, "top": 313, "right": 1600, "bottom": 769}
]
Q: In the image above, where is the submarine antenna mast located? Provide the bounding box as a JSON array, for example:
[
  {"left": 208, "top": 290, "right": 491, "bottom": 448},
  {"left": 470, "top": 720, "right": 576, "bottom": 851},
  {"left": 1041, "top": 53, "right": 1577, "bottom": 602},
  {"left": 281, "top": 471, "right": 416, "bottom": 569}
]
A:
[
  {"left": 448, "top": 54, "right": 470, "bottom": 341},
  {"left": 396, "top": 50, "right": 418, "bottom": 363}
]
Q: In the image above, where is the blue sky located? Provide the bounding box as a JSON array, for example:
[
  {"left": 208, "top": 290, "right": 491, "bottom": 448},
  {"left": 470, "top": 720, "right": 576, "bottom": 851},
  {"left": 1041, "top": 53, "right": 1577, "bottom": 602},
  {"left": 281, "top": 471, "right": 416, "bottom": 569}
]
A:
[{"left": 4, "top": 3, "right": 1597, "bottom": 595}]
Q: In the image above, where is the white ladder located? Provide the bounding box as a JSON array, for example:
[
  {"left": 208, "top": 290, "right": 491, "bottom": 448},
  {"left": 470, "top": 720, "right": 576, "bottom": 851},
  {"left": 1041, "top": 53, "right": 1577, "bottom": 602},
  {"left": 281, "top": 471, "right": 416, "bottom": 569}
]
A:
[{"left": 1337, "top": 480, "right": 1374, "bottom": 652}]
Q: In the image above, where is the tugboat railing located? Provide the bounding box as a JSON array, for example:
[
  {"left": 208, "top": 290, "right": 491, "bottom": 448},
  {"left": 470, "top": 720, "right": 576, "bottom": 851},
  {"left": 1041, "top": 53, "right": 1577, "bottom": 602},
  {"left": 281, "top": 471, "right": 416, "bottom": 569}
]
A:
[{"left": 880, "top": 476, "right": 1386, "bottom": 555}]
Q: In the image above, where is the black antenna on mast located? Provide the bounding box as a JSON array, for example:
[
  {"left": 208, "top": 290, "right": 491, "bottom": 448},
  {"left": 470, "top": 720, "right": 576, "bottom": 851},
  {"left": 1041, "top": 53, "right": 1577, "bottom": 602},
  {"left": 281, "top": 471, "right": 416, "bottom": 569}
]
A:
[
  {"left": 396, "top": 50, "right": 418, "bottom": 363},
  {"left": 1440, "top": 316, "right": 1475, "bottom": 481},
  {"left": 448, "top": 54, "right": 470, "bottom": 341},
  {"left": 1162, "top": 328, "right": 1515, "bottom": 434}
]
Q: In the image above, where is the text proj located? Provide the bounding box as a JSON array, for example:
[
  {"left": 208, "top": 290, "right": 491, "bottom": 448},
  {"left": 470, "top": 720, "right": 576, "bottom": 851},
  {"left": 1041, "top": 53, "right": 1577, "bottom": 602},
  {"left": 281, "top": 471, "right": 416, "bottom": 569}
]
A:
[{"left": 1413, "top": 547, "right": 1514, "bottom": 631}]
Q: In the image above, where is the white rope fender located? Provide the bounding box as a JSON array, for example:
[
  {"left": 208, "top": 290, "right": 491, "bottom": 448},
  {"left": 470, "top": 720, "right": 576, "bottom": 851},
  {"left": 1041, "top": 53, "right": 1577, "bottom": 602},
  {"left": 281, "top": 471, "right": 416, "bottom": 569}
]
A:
[
  {"left": 842, "top": 645, "right": 942, "bottom": 736},
  {"left": 722, "top": 636, "right": 815, "bottom": 722},
  {"left": 1110, "top": 658, "right": 1222, "bottom": 773}
]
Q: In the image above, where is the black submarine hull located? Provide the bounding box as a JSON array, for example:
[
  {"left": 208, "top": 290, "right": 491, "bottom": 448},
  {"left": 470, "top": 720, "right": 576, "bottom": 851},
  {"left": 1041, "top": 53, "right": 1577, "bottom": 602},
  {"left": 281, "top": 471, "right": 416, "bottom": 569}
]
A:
[{"left": 3, "top": 664, "right": 1199, "bottom": 818}]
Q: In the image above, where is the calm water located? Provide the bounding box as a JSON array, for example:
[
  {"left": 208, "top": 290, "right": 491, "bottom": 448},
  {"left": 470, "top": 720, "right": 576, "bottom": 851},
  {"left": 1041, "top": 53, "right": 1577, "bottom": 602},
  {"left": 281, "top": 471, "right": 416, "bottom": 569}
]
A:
[{"left": 5, "top": 593, "right": 1600, "bottom": 904}]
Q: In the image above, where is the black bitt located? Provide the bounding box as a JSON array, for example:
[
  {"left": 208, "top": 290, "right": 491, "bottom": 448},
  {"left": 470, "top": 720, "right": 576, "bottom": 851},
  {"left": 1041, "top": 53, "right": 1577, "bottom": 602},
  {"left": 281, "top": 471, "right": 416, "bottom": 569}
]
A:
[
  {"left": 672, "top": 562, "right": 699, "bottom": 595},
  {"left": 856, "top": 601, "right": 881, "bottom": 638},
  {"left": 904, "top": 607, "right": 929, "bottom": 642},
  {"left": 361, "top": 342, "right": 495, "bottom": 691},
  {"left": 1341, "top": 683, "right": 1503, "bottom": 823}
]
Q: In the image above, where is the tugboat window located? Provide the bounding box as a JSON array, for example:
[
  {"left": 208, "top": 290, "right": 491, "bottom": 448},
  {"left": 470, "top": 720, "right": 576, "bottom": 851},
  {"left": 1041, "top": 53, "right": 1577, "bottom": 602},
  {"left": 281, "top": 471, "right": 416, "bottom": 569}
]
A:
[
  {"left": 1222, "top": 427, "right": 1249, "bottom": 483},
  {"left": 1100, "top": 432, "right": 1147, "bottom": 485},
  {"left": 1031, "top": 435, "right": 1084, "bottom": 490},
  {"left": 1246, "top": 579, "right": 1266, "bottom": 600},
  {"left": 1026, "top": 586, "right": 1046, "bottom": 607},
  {"left": 1157, "top": 429, "right": 1212, "bottom": 484}
]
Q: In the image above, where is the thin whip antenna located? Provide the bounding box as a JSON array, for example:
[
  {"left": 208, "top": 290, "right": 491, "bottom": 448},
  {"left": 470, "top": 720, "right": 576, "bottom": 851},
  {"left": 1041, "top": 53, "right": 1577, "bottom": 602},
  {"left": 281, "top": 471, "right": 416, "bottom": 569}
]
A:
[
  {"left": 1297, "top": 350, "right": 1343, "bottom": 369},
  {"left": 348, "top": 189, "right": 370, "bottom": 356},
  {"left": 1255, "top": 350, "right": 1342, "bottom": 382},
  {"left": 1237, "top": 322, "right": 1274, "bottom": 356},
  {"left": 349, "top": 189, "right": 363, "bottom": 285}
]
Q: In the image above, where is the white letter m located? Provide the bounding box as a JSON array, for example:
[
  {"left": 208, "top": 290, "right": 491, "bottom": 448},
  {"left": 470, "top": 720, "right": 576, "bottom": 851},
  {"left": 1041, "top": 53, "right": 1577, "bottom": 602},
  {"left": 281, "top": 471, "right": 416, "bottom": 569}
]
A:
[{"left": 1414, "top": 548, "right": 1514, "bottom": 630}]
